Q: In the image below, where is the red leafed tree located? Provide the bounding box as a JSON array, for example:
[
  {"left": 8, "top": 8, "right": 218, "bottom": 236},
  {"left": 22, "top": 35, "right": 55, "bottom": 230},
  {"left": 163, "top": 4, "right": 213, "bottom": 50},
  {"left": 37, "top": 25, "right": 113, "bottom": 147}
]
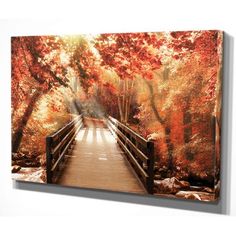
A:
[
  {"left": 63, "top": 36, "right": 101, "bottom": 94},
  {"left": 167, "top": 31, "right": 222, "bottom": 167},
  {"left": 95, "top": 33, "right": 162, "bottom": 123},
  {"left": 134, "top": 30, "right": 223, "bottom": 177},
  {"left": 63, "top": 36, "right": 104, "bottom": 115},
  {"left": 12, "top": 36, "right": 70, "bottom": 153}
]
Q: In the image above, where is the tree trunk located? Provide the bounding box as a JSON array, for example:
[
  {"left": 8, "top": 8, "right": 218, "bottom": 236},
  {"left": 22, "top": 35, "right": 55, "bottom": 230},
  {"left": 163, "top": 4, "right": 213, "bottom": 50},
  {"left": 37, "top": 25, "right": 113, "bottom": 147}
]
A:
[
  {"left": 183, "top": 97, "right": 194, "bottom": 160},
  {"left": 118, "top": 95, "right": 124, "bottom": 121},
  {"left": 122, "top": 80, "right": 126, "bottom": 121},
  {"left": 12, "top": 90, "right": 42, "bottom": 153},
  {"left": 118, "top": 79, "right": 124, "bottom": 122},
  {"left": 124, "top": 80, "right": 132, "bottom": 124},
  {"left": 126, "top": 80, "right": 134, "bottom": 124},
  {"left": 118, "top": 78, "right": 134, "bottom": 124},
  {"left": 118, "top": 79, "right": 130, "bottom": 123},
  {"left": 144, "top": 79, "right": 174, "bottom": 170},
  {"left": 123, "top": 79, "right": 128, "bottom": 123}
]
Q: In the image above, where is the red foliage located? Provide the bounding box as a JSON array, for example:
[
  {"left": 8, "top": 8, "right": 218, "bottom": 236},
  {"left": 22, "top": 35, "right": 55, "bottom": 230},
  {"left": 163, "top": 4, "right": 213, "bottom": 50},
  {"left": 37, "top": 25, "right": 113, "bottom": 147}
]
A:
[{"left": 95, "top": 33, "right": 163, "bottom": 80}]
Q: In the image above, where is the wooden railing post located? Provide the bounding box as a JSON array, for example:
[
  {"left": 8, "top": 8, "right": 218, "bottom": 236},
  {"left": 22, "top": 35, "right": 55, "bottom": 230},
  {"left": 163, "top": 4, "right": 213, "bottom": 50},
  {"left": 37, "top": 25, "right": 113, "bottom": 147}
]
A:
[
  {"left": 46, "top": 136, "right": 53, "bottom": 183},
  {"left": 146, "top": 141, "right": 154, "bottom": 194}
]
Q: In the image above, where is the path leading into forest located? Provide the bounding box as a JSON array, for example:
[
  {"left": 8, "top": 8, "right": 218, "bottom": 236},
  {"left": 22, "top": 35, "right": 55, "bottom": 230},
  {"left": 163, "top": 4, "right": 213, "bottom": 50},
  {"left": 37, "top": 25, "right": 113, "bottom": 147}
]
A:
[{"left": 58, "top": 118, "right": 146, "bottom": 194}]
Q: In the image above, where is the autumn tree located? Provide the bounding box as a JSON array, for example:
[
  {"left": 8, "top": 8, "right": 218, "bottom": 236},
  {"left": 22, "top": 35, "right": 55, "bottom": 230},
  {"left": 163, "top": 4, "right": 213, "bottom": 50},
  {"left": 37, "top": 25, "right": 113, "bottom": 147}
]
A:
[
  {"left": 95, "top": 33, "right": 162, "bottom": 124},
  {"left": 11, "top": 36, "right": 71, "bottom": 153},
  {"left": 168, "top": 31, "right": 222, "bottom": 161}
]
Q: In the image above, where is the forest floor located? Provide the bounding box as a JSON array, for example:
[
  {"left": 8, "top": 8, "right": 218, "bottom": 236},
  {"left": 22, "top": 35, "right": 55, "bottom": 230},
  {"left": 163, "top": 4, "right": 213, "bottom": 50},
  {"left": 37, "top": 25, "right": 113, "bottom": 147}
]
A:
[
  {"left": 153, "top": 177, "right": 216, "bottom": 201},
  {"left": 11, "top": 167, "right": 46, "bottom": 183}
]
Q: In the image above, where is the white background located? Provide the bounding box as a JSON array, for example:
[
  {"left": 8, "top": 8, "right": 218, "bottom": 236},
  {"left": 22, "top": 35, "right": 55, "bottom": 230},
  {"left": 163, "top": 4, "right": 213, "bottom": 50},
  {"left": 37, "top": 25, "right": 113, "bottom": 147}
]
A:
[{"left": 0, "top": 0, "right": 235, "bottom": 235}]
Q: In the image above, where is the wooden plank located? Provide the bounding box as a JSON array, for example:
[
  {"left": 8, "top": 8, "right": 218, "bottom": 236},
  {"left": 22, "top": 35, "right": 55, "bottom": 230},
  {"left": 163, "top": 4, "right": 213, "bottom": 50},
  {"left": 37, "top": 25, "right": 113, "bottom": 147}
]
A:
[{"left": 64, "top": 155, "right": 77, "bottom": 158}]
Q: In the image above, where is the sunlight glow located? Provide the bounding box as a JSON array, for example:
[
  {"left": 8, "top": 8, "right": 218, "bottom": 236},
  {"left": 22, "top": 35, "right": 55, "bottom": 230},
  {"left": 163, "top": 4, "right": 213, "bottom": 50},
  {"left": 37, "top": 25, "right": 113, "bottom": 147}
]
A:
[
  {"left": 60, "top": 51, "right": 70, "bottom": 65},
  {"left": 96, "top": 129, "right": 103, "bottom": 143},
  {"left": 75, "top": 128, "right": 86, "bottom": 141},
  {"left": 86, "top": 128, "right": 94, "bottom": 144}
]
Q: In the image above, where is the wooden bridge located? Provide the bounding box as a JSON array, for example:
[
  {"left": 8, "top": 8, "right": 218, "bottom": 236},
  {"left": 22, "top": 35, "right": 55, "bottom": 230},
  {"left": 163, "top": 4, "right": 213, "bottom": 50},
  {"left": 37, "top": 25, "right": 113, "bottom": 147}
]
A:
[{"left": 46, "top": 115, "right": 155, "bottom": 194}]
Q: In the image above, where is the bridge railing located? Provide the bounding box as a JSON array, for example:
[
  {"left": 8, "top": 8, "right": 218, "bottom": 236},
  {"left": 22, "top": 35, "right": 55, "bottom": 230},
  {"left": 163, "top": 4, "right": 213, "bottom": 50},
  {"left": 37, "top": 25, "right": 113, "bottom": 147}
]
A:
[
  {"left": 46, "top": 115, "right": 83, "bottom": 183},
  {"left": 107, "top": 116, "right": 155, "bottom": 194}
]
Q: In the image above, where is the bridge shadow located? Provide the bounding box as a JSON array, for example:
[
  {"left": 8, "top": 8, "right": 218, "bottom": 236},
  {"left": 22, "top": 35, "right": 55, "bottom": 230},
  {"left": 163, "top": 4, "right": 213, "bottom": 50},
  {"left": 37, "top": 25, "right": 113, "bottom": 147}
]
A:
[{"left": 13, "top": 33, "right": 233, "bottom": 215}]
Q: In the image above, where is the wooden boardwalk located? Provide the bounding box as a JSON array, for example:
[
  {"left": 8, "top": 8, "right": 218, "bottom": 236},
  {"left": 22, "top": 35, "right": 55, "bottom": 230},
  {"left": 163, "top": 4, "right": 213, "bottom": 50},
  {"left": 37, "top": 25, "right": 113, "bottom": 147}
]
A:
[{"left": 58, "top": 118, "right": 146, "bottom": 194}]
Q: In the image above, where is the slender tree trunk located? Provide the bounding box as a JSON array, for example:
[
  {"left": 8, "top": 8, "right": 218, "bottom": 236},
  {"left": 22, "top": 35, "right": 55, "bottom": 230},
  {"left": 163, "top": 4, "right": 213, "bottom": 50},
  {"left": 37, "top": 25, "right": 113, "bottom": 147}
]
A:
[
  {"left": 118, "top": 79, "right": 124, "bottom": 122},
  {"left": 124, "top": 79, "right": 130, "bottom": 124},
  {"left": 123, "top": 80, "right": 127, "bottom": 123},
  {"left": 118, "top": 78, "right": 134, "bottom": 124},
  {"left": 144, "top": 79, "right": 174, "bottom": 170},
  {"left": 163, "top": 67, "right": 169, "bottom": 80},
  {"left": 118, "top": 95, "right": 124, "bottom": 121},
  {"left": 12, "top": 90, "right": 42, "bottom": 153},
  {"left": 126, "top": 80, "right": 134, "bottom": 124},
  {"left": 122, "top": 80, "right": 126, "bottom": 122}
]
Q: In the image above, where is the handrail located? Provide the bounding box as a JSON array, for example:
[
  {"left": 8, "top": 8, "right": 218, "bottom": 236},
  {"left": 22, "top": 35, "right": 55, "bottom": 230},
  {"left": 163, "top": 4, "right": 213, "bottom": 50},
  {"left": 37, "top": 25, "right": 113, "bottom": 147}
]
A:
[
  {"left": 107, "top": 116, "right": 155, "bottom": 194},
  {"left": 46, "top": 115, "right": 83, "bottom": 183}
]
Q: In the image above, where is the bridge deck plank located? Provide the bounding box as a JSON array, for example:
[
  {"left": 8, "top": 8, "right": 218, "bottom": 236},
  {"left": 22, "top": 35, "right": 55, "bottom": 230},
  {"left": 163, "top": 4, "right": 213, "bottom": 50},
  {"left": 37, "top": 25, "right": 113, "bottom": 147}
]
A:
[{"left": 57, "top": 118, "right": 146, "bottom": 194}]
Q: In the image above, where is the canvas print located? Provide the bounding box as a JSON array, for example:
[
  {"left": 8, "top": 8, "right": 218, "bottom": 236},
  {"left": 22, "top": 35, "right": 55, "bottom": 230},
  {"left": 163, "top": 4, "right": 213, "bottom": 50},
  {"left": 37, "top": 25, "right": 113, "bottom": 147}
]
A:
[{"left": 11, "top": 30, "right": 223, "bottom": 201}]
